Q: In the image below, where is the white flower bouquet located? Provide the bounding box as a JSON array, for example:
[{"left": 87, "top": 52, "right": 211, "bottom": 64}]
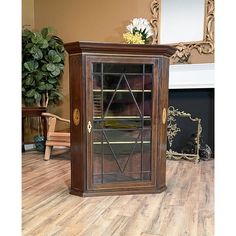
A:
[{"left": 123, "top": 18, "right": 153, "bottom": 44}]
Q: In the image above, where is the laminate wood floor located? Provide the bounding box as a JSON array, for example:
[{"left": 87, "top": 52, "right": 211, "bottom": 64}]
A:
[{"left": 22, "top": 150, "right": 214, "bottom": 236}]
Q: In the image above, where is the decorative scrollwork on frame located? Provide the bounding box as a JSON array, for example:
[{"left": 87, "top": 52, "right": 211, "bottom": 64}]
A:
[
  {"left": 150, "top": 0, "right": 160, "bottom": 45},
  {"left": 166, "top": 106, "right": 203, "bottom": 163},
  {"left": 172, "top": 43, "right": 191, "bottom": 64},
  {"left": 150, "top": 0, "right": 215, "bottom": 64},
  {"left": 167, "top": 111, "right": 181, "bottom": 148}
]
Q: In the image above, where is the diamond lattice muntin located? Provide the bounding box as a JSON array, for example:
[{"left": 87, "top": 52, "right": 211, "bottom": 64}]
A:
[{"left": 92, "top": 63, "right": 153, "bottom": 184}]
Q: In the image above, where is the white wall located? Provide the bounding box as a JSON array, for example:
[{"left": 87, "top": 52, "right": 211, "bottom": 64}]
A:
[{"left": 169, "top": 63, "right": 214, "bottom": 89}]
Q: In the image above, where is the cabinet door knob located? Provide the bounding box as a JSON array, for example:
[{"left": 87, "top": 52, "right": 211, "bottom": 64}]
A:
[
  {"left": 87, "top": 121, "right": 92, "bottom": 133},
  {"left": 162, "top": 108, "right": 167, "bottom": 125}
]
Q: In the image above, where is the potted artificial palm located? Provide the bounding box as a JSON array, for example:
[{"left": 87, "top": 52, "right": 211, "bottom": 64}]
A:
[{"left": 22, "top": 27, "right": 65, "bottom": 151}]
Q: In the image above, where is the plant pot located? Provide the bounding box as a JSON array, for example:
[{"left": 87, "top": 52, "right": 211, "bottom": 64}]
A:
[{"left": 33, "top": 135, "right": 45, "bottom": 152}]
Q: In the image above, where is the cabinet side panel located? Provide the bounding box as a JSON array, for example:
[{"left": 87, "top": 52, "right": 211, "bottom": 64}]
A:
[
  {"left": 156, "top": 57, "right": 169, "bottom": 190},
  {"left": 69, "top": 54, "right": 86, "bottom": 194},
  {"left": 151, "top": 60, "right": 159, "bottom": 186}
]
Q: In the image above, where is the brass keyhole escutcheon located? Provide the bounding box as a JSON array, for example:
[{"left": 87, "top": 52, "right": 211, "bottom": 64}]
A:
[
  {"left": 87, "top": 121, "right": 92, "bottom": 133},
  {"left": 73, "top": 108, "right": 80, "bottom": 126},
  {"left": 162, "top": 108, "right": 167, "bottom": 125}
]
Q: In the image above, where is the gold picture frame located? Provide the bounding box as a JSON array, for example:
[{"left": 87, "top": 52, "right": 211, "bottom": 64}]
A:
[{"left": 150, "top": 0, "right": 215, "bottom": 63}]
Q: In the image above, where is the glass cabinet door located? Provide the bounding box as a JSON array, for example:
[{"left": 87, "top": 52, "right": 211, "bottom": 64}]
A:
[{"left": 90, "top": 62, "right": 154, "bottom": 186}]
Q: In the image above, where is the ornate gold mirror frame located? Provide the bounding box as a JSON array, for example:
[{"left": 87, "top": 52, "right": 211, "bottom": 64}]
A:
[
  {"left": 150, "top": 0, "right": 215, "bottom": 63},
  {"left": 166, "top": 106, "right": 202, "bottom": 163}
]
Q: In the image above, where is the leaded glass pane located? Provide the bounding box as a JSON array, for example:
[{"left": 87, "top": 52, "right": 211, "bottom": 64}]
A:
[{"left": 92, "top": 63, "right": 153, "bottom": 184}]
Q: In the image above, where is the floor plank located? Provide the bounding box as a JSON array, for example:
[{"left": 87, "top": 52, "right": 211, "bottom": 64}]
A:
[{"left": 22, "top": 150, "right": 214, "bottom": 236}]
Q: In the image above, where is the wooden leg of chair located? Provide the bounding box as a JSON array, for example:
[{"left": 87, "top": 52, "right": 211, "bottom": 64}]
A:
[{"left": 44, "top": 146, "right": 52, "bottom": 161}]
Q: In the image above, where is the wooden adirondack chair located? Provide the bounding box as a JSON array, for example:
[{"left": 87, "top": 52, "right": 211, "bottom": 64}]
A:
[{"left": 42, "top": 112, "right": 70, "bottom": 160}]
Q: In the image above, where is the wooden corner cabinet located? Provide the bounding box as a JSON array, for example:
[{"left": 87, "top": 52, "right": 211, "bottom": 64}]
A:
[{"left": 65, "top": 41, "right": 176, "bottom": 197}]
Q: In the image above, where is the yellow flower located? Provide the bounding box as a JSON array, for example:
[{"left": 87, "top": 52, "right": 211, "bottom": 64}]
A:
[{"left": 123, "top": 32, "right": 145, "bottom": 44}]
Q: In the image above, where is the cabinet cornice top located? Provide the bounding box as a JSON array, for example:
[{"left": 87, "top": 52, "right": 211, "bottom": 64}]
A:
[{"left": 64, "top": 41, "right": 176, "bottom": 57}]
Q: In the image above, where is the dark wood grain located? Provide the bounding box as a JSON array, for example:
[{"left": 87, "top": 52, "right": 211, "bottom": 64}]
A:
[
  {"left": 68, "top": 54, "right": 86, "bottom": 195},
  {"left": 64, "top": 41, "right": 176, "bottom": 57},
  {"left": 156, "top": 57, "right": 170, "bottom": 190},
  {"left": 66, "top": 41, "right": 176, "bottom": 197}
]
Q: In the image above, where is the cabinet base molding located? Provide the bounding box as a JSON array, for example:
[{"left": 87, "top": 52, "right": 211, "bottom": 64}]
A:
[{"left": 70, "top": 185, "right": 167, "bottom": 197}]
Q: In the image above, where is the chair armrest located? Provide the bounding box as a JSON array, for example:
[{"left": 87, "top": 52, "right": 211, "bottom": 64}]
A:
[{"left": 42, "top": 112, "right": 70, "bottom": 123}]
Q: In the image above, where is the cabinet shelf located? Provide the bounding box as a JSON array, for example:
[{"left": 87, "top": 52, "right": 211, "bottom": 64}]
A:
[
  {"left": 93, "top": 72, "right": 153, "bottom": 76},
  {"left": 93, "top": 89, "right": 152, "bottom": 93},
  {"left": 93, "top": 127, "right": 151, "bottom": 131},
  {"left": 93, "top": 141, "right": 150, "bottom": 144},
  {"left": 93, "top": 116, "right": 151, "bottom": 119}
]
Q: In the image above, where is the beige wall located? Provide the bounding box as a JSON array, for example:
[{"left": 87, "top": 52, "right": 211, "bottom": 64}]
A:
[
  {"left": 34, "top": 0, "right": 152, "bottom": 43},
  {"left": 34, "top": 0, "right": 213, "bottom": 64},
  {"left": 33, "top": 0, "right": 154, "bottom": 123},
  {"left": 22, "top": 0, "right": 35, "bottom": 29}
]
